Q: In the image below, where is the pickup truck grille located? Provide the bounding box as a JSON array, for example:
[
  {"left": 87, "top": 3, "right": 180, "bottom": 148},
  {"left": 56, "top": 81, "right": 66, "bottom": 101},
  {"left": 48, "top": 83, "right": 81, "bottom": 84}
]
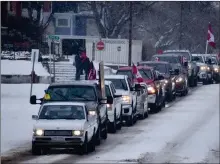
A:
[{"left": 44, "top": 130, "right": 72, "bottom": 136}]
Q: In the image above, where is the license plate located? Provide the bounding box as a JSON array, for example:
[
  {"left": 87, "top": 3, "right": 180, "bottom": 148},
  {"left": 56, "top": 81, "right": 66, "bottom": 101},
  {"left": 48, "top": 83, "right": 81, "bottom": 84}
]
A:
[{"left": 52, "top": 136, "right": 65, "bottom": 141}]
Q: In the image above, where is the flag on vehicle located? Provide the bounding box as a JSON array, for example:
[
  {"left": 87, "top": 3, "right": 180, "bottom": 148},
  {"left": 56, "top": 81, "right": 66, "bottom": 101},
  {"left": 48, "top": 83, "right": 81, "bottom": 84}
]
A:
[
  {"left": 132, "top": 63, "right": 144, "bottom": 83},
  {"left": 207, "top": 23, "right": 216, "bottom": 48}
]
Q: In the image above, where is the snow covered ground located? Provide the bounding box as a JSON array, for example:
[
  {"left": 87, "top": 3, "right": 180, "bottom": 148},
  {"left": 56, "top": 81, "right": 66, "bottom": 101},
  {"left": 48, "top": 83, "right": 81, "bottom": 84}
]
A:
[
  {"left": 1, "top": 84, "right": 49, "bottom": 156},
  {"left": 1, "top": 84, "right": 219, "bottom": 164},
  {"left": 1, "top": 60, "right": 50, "bottom": 76}
]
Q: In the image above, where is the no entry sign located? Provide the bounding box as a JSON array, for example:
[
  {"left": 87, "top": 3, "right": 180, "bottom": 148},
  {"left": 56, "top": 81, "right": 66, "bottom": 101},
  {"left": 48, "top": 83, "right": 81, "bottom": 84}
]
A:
[{"left": 96, "top": 41, "right": 105, "bottom": 51}]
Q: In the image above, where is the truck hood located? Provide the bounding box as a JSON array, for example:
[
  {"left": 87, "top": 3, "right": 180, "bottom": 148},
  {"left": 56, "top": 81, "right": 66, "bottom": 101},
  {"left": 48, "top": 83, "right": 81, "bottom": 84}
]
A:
[
  {"left": 115, "top": 89, "right": 130, "bottom": 96},
  {"left": 34, "top": 119, "right": 86, "bottom": 130}
]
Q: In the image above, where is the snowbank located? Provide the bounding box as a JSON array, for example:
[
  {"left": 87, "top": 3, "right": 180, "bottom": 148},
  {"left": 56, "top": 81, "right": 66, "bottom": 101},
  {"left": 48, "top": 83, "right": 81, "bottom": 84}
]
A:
[
  {"left": 93, "top": 61, "right": 116, "bottom": 75},
  {"left": 1, "top": 84, "right": 49, "bottom": 156},
  {"left": 1, "top": 60, "right": 50, "bottom": 76}
]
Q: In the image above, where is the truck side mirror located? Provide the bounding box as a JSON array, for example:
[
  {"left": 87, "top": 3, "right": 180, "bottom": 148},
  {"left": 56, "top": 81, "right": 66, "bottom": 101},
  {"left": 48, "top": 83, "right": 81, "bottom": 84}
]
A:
[
  {"left": 30, "top": 95, "right": 37, "bottom": 104},
  {"left": 134, "top": 84, "right": 141, "bottom": 91},
  {"left": 107, "top": 96, "right": 113, "bottom": 104}
]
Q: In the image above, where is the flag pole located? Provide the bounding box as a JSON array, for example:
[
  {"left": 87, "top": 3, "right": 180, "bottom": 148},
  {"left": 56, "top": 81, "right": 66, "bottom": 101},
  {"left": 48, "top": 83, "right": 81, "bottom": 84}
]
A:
[{"left": 205, "top": 41, "right": 208, "bottom": 54}]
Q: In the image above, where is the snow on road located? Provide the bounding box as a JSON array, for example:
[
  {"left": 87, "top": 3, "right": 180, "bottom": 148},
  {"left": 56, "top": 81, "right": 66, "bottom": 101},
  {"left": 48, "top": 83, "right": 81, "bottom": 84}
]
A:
[
  {"left": 10, "top": 84, "right": 219, "bottom": 164},
  {"left": 1, "top": 84, "right": 49, "bottom": 156}
]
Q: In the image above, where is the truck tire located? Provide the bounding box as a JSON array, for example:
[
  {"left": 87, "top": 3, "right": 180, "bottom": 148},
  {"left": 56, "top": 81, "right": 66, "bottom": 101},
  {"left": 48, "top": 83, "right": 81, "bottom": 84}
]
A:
[
  {"left": 108, "top": 112, "right": 117, "bottom": 133},
  {"left": 127, "top": 112, "right": 134, "bottom": 126},
  {"left": 78, "top": 134, "right": 88, "bottom": 155},
  {"left": 32, "top": 144, "right": 42, "bottom": 155},
  {"left": 194, "top": 77, "right": 198, "bottom": 87},
  {"left": 101, "top": 121, "right": 108, "bottom": 140},
  {"left": 88, "top": 131, "right": 96, "bottom": 152},
  {"left": 95, "top": 127, "right": 101, "bottom": 146}
]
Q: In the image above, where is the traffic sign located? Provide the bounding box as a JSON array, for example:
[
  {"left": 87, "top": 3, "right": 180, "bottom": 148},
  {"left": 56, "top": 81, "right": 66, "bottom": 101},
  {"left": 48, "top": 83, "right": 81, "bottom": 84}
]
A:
[
  {"left": 48, "top": 35, "right": 60, "bottom": 41},
  {"left": 96, "top": 41, "right": 105, "bottom": 51}
]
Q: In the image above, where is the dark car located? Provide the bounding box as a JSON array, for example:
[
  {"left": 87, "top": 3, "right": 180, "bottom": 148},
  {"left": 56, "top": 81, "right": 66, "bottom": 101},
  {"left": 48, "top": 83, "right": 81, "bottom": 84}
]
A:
[
  {"left": 139, "top": 61, "right": 177, "bottom": 102},
  {"left": 151, "top": 54, "right": 189, "bottom": 96},
  {"left": 116, "top": 66, "right": 165, "bottom": 113}
]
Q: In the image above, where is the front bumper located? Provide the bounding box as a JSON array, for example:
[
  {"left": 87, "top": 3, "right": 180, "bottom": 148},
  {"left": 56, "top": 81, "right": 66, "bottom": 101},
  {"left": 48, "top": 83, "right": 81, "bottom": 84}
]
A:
[
  {"left": 175, "top": 82, "right": 185, "bottom": 92},
  {"left": 198, "top": 71, "right": 211, "bottom": 81},
  {"left": 32, "top": 136, "right": 84, "bottom": 148}
]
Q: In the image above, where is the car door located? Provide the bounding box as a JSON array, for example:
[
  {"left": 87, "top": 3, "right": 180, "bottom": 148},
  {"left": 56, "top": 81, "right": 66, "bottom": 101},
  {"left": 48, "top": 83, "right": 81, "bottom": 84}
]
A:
[{"left": 110, "top": 83, "right": 121, "bottom": 118}]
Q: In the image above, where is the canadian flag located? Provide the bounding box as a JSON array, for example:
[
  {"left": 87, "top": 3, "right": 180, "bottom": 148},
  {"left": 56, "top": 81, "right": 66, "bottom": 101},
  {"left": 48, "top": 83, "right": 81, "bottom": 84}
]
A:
[
  {"left": 207, "top": 23, "right": 216, "bottom": 48},
  {"left": 88, "top": 62, "right": 96, "bottom": 80},
  {"left": 132, "top": 63, "right": 144, "bottom": 83}
]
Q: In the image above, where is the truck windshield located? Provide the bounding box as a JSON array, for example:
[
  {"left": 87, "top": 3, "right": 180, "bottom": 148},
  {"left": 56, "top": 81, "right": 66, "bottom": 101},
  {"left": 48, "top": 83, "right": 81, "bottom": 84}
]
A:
[
  {"left": 46, "top": 86, "right": 97, "bottom": 101},
  {"left": 163, "top": 52, "right": 190, "bottom": 61},
  {"left": 39, "top": 105, "right": 85, "bottom": 120},
  {"left": 140, "top": 64, "right": 167, "bottom": 74},
  {"left": 152, "top": 56, "right": 179, "bottom": 64},
  {"left": 116, "top": 70, "right": 134, "bottom": 79},
  {"left": 192, "top": 56, "right": 203, "bottom": 63},
  {"left": 105, "top": 79, "right": 128, "bottom": 91}
]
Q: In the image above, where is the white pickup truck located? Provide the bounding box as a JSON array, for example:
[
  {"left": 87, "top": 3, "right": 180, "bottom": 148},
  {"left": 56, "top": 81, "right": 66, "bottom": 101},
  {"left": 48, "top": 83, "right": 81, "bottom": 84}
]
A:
[
  {"left": 104, "top": 75, "right": 138, "bottom": 126},
  {"left": 31, "top": 102, "right": 98, "bottom": 155}
]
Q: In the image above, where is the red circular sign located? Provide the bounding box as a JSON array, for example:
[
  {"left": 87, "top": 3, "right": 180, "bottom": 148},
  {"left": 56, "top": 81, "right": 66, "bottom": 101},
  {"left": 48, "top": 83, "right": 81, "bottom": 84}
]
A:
[{"left": 96, "top": 41, "right": 105, "bottom": 50}]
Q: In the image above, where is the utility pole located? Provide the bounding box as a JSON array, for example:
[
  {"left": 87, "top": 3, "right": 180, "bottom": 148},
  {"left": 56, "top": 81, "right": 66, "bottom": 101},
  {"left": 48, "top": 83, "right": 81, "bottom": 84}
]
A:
[
  {"left": 128, "top": 2, "right": 133, "bottom": 66},
  {"left": 179, "top": 2, "right": 183, "bottom": 49}
]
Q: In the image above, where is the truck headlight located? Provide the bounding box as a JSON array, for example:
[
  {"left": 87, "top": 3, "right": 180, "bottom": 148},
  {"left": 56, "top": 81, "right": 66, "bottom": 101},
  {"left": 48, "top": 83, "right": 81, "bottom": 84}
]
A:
[
  {"left": 107, "top": 104, "right": 112, "bottom": 110},
  {"left": 207, "top": 67, "right": 210, "bottom": 71},
  {"left": 122, "top": 95, "right": 131, "bottom": 103},
  {"left": 200, "top": 66, "right": 206, "bottom": 71},
  {"left": 176, "top": 77, "right": 183, "bottom": 83},
  {"left": 34, "top": 129, "right": 44, "bottom": 136},
  {"left": 147, "top": 86, "right": 156, "bottom": 94},
  {"left": 72, "top": 130, "right": 84, "bottom": 136},
  {"left": 89, "top": 110, "right": 96, "bottom": 116}
]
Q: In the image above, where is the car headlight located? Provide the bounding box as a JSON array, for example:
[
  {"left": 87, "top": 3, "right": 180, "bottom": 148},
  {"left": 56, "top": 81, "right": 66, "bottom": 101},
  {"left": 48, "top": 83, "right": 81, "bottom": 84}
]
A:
[
  {"left": 34, "top": 129, "right": 44, "bottom": 136},
  {"left": 214, "top": 68, "right": 219, "bottom": 72},
  {"left": 200, "top": 66, "right": 207, "bottom": 71},
  {"left": 122, "top": 95, "right": 131, "bottom": 103},
  {"left": 72, "top": 130, "right": 84, "bottom": 136},
  {"left": 89, "top": 110, "right": 96, "bottom": 116},
  {"left": 164, "top": 79, "right": 169, "bottom": 84},
  {"left": 176, "top": 77, "right": 183, "bottom": 83},
  {"left": 207, "top": 67, "right": 210, "bottom": 71},
  {"left": 147, "top": 86, "right": 156, "bottom": 94}
]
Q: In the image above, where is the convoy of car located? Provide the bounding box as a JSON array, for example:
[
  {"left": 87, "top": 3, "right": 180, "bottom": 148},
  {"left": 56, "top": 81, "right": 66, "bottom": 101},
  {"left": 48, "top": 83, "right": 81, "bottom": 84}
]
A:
[{"left": 29, "top": 49, "right": 218, "bottom": 156}]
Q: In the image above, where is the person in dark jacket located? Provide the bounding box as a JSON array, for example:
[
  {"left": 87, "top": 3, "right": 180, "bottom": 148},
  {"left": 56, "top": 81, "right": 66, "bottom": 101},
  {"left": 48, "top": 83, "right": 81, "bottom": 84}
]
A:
[{"left": 75, "top": 53, "right": 81, "bottom": 80}]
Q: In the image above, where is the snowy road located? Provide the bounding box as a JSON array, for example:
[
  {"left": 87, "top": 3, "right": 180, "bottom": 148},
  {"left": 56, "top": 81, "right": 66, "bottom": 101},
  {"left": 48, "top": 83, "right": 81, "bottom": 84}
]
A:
[{"left": 2, "top": 84, "right": 219, "bottom": 164}]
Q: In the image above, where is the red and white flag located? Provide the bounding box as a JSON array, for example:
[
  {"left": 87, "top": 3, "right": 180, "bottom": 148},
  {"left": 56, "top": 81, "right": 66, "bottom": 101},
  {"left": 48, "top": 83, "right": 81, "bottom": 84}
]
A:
[
  {"left": 207, "top": 23, "right": 216, "bottom": 48},
  {"left": 132, "top": 63, "right": 143, "bottom": 83}
]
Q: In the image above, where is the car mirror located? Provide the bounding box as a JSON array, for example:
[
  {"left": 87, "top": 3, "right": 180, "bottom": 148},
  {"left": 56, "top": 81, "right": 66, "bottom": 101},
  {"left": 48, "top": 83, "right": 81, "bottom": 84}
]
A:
[
  {"left": 157, "top": 75, "right": 164, "bottom": 80},
  {"left": 183, "top": 61, "right": 188, "bottom": 67},
  {"left": 32, "top": 115, "right": 38, "bottom": 120},
  {"left": 174, "top": 69, "right": 180, "bottom": 75},
  {"left": 114, "top": 94, "right": 122, "bottom": 98},
  {"left": 107, "top": 96, "right": 114, "bottom": 104},
  {"left": 134, "top": 84, "right": 141, "bottom": 91},
  {"left": 30, "top": 95, "right": 37, "bottom": 104},
  {"left": 130, "top": 87, "right": 134, "bottom": 91}
]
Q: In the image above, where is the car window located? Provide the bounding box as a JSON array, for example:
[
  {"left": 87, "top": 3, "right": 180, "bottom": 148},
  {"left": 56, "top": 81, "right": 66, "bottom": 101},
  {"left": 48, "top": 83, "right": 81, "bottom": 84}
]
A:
[
  {"left": 152, "top": 56, "right": 179, "bottom": 64},
  {"left": 192, "top": 56, "right": 203, "bottom": 63},
  {"left": 105, "top": 85, "right": 112, "bottom": 97},
  {"left": 138, "top": 69, "right": 153, "bottom": 79},
  {"left": 110, "top": 83, "right": 116, "bottom": 94},
  {"left": 39, "top": 105, "right": 85, "bottom": 120},
  {"left": 141, "top": 64, "right": 167, "bottom": 74},
  {"left": 116, "top": 70, "right": 134, "bottom": 79},
  {"left": 105, "top": 78, "right": 128, "bottom": 91},
  {"left": 47, "top": 86, "right": 97, "bottom": 101}
]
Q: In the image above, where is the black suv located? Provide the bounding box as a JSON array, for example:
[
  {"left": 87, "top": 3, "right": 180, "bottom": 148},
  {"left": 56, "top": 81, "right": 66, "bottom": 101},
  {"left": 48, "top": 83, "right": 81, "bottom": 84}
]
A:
[{"left": 30, "top": 81, "right": 110, "bottom": 145}]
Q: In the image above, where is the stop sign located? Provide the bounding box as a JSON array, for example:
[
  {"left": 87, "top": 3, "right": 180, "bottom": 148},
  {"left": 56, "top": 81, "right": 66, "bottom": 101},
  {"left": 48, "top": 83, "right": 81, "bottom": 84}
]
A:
[{"left": 96, "top": 41, "right": 105, "bottom": 51}]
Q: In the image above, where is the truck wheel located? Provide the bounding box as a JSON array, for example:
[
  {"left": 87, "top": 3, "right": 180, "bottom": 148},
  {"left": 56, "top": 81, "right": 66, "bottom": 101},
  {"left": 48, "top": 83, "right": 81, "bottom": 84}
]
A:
[
  {"left": 140, "top": 104, "right": 145, "bottom": 120},
  {"left": 32, "top": 144, "right": 42, "bottom": 155},
  {"left": 203, "top": 79, "right": 208, "bottom": 85},
  {"left": 194, "top": 77, "right": 198, "bottom": 87},
  {"left": 109, "top": 112, "right": 117, "bottom": 133},
  {"left": 101, "top": 122, "right": 108, "bottom": 140},
  {"left": 78, "top": 134, "right": 88, "bottom": 155},
  {"left": 127, "top": 112, "right": 134, "bottom": 126},
  {"left": 144, "top": 109, "right": 149, "bottom": 118},
  {"left": 95, "top": 127, "right": 101, "bottom": 146}
]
